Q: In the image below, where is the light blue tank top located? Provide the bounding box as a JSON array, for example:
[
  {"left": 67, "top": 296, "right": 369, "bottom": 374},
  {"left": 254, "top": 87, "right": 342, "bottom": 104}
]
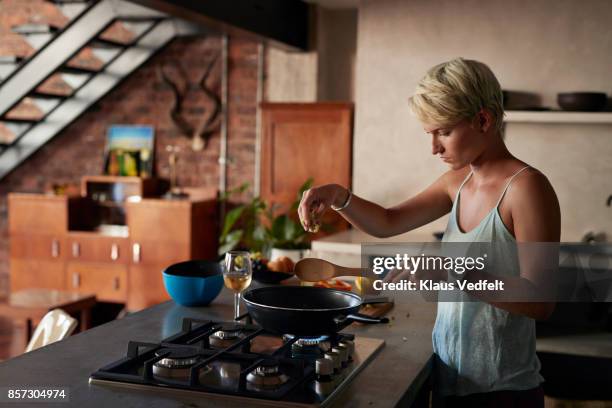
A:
[{"left": 432, "top": 166, "right": 544, "bottom": 396}]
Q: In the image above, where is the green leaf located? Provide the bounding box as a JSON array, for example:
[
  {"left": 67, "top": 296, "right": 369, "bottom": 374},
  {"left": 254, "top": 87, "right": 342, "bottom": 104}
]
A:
[
  {"left": 218, "top": 230, "right": 243, "bottom": 255},
  {"left": 253, "top": 225, "right": 268, "bottom": 243},
  {"left": 270, "top": 215, "right": 286, "bottom": 240},
  {"left": 220, "top": 205, "right": 245, "bottom": 241}
]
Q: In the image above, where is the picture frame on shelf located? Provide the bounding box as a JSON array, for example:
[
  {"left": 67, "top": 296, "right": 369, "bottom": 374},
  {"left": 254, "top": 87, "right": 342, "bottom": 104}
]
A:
[{"left": 103, "top": 125, "right": 155, "bottom": 177}]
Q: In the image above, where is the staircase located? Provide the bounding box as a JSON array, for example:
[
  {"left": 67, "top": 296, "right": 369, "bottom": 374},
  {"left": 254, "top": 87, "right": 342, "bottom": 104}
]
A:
[{"left": 0, "top": 0, "right": 201, "bottom": 180}]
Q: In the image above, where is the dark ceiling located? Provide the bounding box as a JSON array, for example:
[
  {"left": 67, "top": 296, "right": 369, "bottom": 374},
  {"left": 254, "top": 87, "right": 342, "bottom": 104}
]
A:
[{"left": 127, "top": 0, "right": 312, "bottom": 50}]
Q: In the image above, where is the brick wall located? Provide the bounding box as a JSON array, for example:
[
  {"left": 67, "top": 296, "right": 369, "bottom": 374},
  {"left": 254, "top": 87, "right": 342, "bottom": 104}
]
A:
[{"left": 0, "top": 1, "right": 261, "bottom": 292}]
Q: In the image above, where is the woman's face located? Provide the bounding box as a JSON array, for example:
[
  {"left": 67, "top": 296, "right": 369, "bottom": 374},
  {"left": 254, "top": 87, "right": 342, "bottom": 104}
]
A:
[{"left": 423, "top": 116, "right": 488, "bottom": 170}]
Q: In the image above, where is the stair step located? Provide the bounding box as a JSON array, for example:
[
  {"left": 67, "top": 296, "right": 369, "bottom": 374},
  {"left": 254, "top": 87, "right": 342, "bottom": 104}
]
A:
[
  {"left": 116, "top": 16, "right": 167, "bottom": 23},
  {"left": 29, "top": 97, "right": 62, "bottom": 115},
  {"left": 0, "top": 122, "right": 17, "bottom": 145},
  {"left": 11, "top": 24, "right": 59, "bottom": 35},
  {"left": 5, "top": 98, "right": 44, "bottom": 121},
  {"left": 49, "top": 0, "right": 91, "bottom": 3},
  {"left": 30, "top": 91, "right": 70, "bottom": 101},
  {"left": 11, "top": 24, "right": 60, "bottom": 49},
  {"left": 36, "top": 73, "right": 75, "bottom": 97},
  {"left": 59, "top": 65, "right": 99, "bottom": 75},
  {"left": 0, "top": 55, "right": 26, "bottom": 64},
  {"left": 89, "top": 43, "right": 123, "bottom": 65},
  {"left": 117, "top": 20, "right": 158, "bottom": 38},
  {"left": 0, "top": 121, "right": 33, "bottom": 144},
  {"left": 0, "top": 117, "right": 40, "bottom": 125},
  {"left": 99, "top": 21, "right": 137, "bottom": 45},
  {"left": 57, "top": 72, "right": 90, "bottom": 89},
  {"left": 66, "top": 46, "right": 105, "bottom": 72},
  {"left": 91, "top": 37, "right": 130, "bottom": 48}
]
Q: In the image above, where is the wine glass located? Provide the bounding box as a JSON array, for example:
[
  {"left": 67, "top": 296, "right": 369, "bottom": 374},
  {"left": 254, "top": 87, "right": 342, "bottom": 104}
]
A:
[{"left": 223, "top": 251, "right": 253, "bottom": 320}]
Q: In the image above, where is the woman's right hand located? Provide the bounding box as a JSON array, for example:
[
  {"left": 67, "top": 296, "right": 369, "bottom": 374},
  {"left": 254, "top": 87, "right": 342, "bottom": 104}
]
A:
[{"left": 298, "top": 184, "right": 348, "bottom": 232}]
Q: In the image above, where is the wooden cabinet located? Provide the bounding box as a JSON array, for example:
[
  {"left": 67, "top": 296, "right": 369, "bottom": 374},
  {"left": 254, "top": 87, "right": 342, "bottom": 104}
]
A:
[
  {"left": 10, "top": 259, "right": 65, "bottom": 292},
  {"left": 260, "top": 102, "right": 352, "bottom": 234},
  {"left": 8, "top": 187, "right": 218, "bottom": 310},
  {"left": 125, "top": 199, "right": 217, "bottom": 310},
  {"left": 66, "top": 262, "right": 127, "bottom": 303},
  {"left": 66, "top": 233, "right": 129, "bottom": 265},
  {"left": 9, "top": 194, "right": 69, "bottom": 235},
  {"left": 10, "top": 234, "right": 63, "bottom": 261},
  {"left": 8, "top": 195, "right": 70, "bottom": 292}
]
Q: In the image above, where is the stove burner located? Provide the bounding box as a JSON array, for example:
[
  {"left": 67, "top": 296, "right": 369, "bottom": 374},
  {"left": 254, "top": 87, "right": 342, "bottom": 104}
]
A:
[
  {"left": 283, "top": 334, "right": 331, "bottom": 357},
  {"left": 154, "top": 347, "right": 200, "bottom": 368},
  {"left": 246, "top": 359, "right": 290, "bottom": 389},
  {"left": 152, "top": 347, "right": 210, "bottom": 379},
  {"left": 210, "top": 324, "right": 244, "bottom": 348}
]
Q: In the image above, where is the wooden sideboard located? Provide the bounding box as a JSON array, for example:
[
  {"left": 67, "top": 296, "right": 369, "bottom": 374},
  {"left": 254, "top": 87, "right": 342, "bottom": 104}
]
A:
[{"left": 9, "top": 189, "right": 218, "bottom": 311}]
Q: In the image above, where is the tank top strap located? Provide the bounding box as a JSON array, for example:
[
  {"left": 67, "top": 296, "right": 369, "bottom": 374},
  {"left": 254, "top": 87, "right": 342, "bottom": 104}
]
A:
[
  {"left": 495, "top": 165, "right": 531, "bottom": 208},
  {"left": 455, "top": 170, "right": 474, "bottom": 201}
]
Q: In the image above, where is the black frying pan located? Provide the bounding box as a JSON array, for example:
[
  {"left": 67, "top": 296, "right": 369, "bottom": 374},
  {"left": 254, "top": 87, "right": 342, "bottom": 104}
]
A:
[{"left": 242, "top": 286, "right": 389, "bottom": 335}]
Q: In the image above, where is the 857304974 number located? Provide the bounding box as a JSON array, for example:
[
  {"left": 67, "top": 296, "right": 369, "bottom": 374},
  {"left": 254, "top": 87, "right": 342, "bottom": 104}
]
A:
[{"left": 1, "top": 387, "right": 69, "bottom": 402}]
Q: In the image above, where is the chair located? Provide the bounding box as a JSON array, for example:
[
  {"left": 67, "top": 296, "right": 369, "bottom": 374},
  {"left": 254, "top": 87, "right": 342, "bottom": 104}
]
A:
[{"left": 24, "top": 309, "right": 77, "bottom": 353}]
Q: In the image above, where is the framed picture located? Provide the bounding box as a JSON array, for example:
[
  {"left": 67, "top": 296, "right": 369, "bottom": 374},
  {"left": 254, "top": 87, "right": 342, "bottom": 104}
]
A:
[{"left": 103, "top": 125, "right": 155, "bottom": 177}]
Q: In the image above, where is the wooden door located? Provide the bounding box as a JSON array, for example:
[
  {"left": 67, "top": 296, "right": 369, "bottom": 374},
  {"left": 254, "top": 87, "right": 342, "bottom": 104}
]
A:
[
  {"left": 260, "top": 103, "right": 353, "bottom": 233},
  {"left": 126, "top": 199, "right": 194, "bottom": 311},
  {"left": 8, "top": 194, "right": 68, "bottom": 234},
  {"left": 10, "top": 235, "right": 65, "bottom": 291}
]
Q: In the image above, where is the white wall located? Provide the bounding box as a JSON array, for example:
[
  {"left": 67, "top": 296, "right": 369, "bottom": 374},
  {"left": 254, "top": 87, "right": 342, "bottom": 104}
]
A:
[
  {"left": 265, "top": 7, "right": 357, "bottom": 102},
  {"left": 353, "top": 0, "right": 612, "bottom": 241}
]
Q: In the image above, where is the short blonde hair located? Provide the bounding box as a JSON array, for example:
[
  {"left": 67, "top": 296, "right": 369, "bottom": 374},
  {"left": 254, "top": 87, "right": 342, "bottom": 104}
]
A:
[{"left": 408, "top": 58, "right": 505, "bottom": 132}]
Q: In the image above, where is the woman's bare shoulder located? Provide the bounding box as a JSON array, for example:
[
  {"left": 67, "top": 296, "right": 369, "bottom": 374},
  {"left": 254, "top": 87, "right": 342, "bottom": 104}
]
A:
[
  {"left": 509, "top": 167, "right": 556, "bottom": 200},
  {"left": 506, "top": 166, "right": 561, "bottom": 241}
]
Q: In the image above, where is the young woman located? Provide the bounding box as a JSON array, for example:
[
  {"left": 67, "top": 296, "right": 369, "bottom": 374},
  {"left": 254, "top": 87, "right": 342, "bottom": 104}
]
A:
[{"left": 297, "top": 58, "right": 560, "bottom": 408}]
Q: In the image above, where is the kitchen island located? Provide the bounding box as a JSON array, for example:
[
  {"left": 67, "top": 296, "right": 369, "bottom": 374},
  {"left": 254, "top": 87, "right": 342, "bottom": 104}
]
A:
[{"left": 0, "top": 288, "right": 437, "bottom": 407}]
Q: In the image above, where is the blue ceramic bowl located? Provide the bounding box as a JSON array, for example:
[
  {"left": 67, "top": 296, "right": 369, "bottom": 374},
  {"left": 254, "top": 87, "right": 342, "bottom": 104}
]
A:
[{"left": 162, "top": 260, "right": 224, "bottom": 306}]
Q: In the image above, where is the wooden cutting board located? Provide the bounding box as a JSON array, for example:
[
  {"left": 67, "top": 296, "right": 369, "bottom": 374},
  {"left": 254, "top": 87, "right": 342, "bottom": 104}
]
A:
[{"left": 355, "top": 301, "right": 394, "bottom": 324}]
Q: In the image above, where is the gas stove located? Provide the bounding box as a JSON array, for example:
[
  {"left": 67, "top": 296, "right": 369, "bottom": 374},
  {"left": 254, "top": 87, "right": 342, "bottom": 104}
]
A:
[{"left": 89, "top": 317, "right": 385, "bottom": 407}]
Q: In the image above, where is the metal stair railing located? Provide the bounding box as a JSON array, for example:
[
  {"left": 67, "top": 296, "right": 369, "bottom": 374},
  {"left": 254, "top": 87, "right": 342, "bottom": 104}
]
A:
[
  {"left": 0, "top": 0, "right": 201, "bottom": 180},
  {"left": 0, "top": 19, "right": 181, "bottom": 179},
  {"left": 0, "top": 0, "right": 164, "bottom": 117}
]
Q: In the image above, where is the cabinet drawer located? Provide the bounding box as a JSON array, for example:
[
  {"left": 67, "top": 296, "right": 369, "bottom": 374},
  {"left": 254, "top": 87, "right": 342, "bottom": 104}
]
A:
[
  {"left": 11, "top": 234, "right": 64, "bottom": 260},
  {"left": 67, "top": 234, "right": 129, "bottom": 264},
  {"left": 10, "top": 259, "right": 65, "bottom": 291},
  {"left": 66, "top": 262, "right": 127, "bottom": 302},
  {"left": 129, "top": 240, "right": 190, "bottom": 266}
]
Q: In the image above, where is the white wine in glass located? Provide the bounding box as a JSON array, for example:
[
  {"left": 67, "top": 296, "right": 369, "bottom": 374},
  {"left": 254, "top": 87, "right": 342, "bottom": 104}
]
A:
[
  {"left": 223, "top": 251, "right": 252, "bottom": 319},
  {"left": 223, "top": 274, "right": 252, "bottom": 292}
]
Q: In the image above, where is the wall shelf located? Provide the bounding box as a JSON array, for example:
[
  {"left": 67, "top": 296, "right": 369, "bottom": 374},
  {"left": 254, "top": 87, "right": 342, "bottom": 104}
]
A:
[{"left": 505, "top": 110, "right": 612, "bottom": 124}]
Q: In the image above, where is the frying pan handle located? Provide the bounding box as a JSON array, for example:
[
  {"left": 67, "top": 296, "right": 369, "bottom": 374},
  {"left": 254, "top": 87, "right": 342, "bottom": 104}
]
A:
[
  {"left": 361, "top": 296, "right": 391, "bottom": 305},
  {"left": 334, "top": 313, "right": 389, "bottom": 326}
]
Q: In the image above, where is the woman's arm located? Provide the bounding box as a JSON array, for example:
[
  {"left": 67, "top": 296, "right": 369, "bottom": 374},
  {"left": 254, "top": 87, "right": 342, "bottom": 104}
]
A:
[{"left": 298, "top": 171, "right": 460, "bottom": 238}]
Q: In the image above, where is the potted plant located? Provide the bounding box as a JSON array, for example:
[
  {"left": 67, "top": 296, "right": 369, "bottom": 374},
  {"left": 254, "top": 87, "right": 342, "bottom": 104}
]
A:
[{"left": 218, "top": 179, "right": 321, "bottom": 263}]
